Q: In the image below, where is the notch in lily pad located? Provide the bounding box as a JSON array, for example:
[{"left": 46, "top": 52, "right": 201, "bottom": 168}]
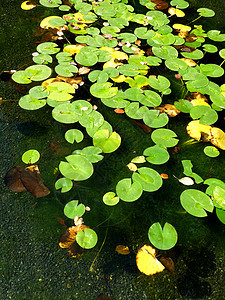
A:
[
  {"left": 93, "top": 130, "right": 121, "bottom": 153},
  {"left": 148, "top": 222, "right": 178, "bottom": 250},
  {"left": 65, "top": 129, "right": 84, "bottom": 144},
  {"left": 103, "top": 192, "right": 120, "bottom": 206},
  {"left": 22, "top": 149, "right": 40, "bottom": 164},
  {"left": 12, "top": 65, "right": 52, "bottom": 84},
  {"left": 55, "top": 177, "right": 73, "bottom": 193},
  {"left": 151, "top": 129, "right": 179, "bottom": 148},
  {"left": 116, "top": 178, "right": 143, "bottom": 202},
  {"left": 64, "top": 200, "right": 86, "bottom": 219}
]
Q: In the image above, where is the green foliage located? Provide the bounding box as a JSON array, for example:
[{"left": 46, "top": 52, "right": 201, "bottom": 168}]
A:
[
  {"left": 22, "top": 149, "right": 40, "bottom": 164},
  {"left": 76, "top": 228, "right": 98, "bottom": 249},
  {"left": 64, "top": 200, "right": 86, "bottom": 219}
]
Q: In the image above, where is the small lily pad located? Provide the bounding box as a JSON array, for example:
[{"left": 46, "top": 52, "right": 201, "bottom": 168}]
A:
[
  {"left": 55, "top": 178, "right": 73, "bottom": 193},
  {"left": 40, "top": 0, "right": 62, "bottom": 8},
  {"left": 197, "top": 8, "right": 215, "bottom": 17},
  {"left": 143, "top": 145, "right": 170, "bottom": 165},
  {"left": 180, "top": 189, "right": 214, "bottom": 217},
  {"left": 213, "top": 186, "right": 225, "bottom": 210},
  {"left": 190, "top": 105, "right": 218, "bottom": 125},
  {"left": 116, "top": 178, "right": 143, "bottom": 202},
  {"left": 36, "top": 42, "right": 60, "bottom": 54},
  {"left": 52, "top": 103, "right": 80, "bottom": 124},
  {"left": 73, "top": 146, "right": 103, "bottom": 163},
  {"left": 204, "top": 146, "right": 220, "bottom": 157},
  {"left": 216, "top": 208, "right": 225, "bottom": 224},
  {"left": 93, "top": 130, "right": 121, "bottom": 153},
  {"left": 103, "top": 192, "right": 120, "bottom": 206},
  {"left": 22, "top": 149, "right": 40, "bottom": 164},
  {"left": 19, "top": 95, "right": 47, "bottom": 110},
  {"left": 65, "top": 129, "right": 84, "bottom": 144},
  {"left": 90, "top": 82, "right": 118, "bottom": 99},
  {"left": 151, "top": 129, "right": 179, "bottom": 148},
  {"left": 55, "top": 63, "right": 78, "bottom": 77},
  {"left": 132, "top": 167, "right": 163, "bottom": 192},
  {"left": 143, "top": 110, "right": 169, "bottom": 128},
  {"left": 64, "top": 200, "right": 86, "bottom": 219},
  {"left": 148, "top": 222, "right": 178, "bottom": 250},
  {"left": 76, "top": 228, "right": 98, "bottom": 249}
]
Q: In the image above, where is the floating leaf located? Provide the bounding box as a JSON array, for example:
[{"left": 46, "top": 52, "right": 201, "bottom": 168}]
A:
[
  {"left": 90, "top": 82, "right": 118, "bottom": 99},
  {"left": 216, "top": 208, "right": 225, "bottom": 225},
  {"left": 55, "top": 177, "right": 73, "bottom": 193},
  {"left": 136, "top": 245, "right": 165, "bottom": 276},
  {"left": 207, "top": 30, "right": 225, "bottom": 42},
  {"left": 37, "top": 42, "right": 60, "bottom": 54},
  {"left": 181, "top": 159, "right": 203, "bottom": 184},
  {"left": 148, "top": 75, "right": 170, "bottom": 92},
  {"left": 64, "top": 200, "right": 86, "bottom": 219},
  {"left": 103, "top": 192, "right": 120, "bottom": 206},
  {"left": 143, "top": 110, "right": 169, "bottom": 128},
  {"left": 47, "top": 82, "right": 75, "bottom": 101},
  {"left": 180, "top": 189, "right": 214, "bottom": 217},
  {"left": 213, "top": 186, "right": 225, "bottom": 210},
  {"left": 19, "top": 95, "right": 47, "bottom": 110},
  {"left": 190, "top": 105, "right": 218, "bottom": 125},
  {"left": 52, "top": 103, "right": 80, "bottom": 124},
  {"left": 199, "top": 64, "right": 224, "bottom": 78},
  {"left": 170, "top": 0, "right": 189, "bottom": 9},
  {"left": 116, "top": 178, "right": 143, "bottom": 202},
  {"left": 143, "top": 145, "right": 169, "bottom": 165},
  {"left": 55, "top": 63, "right": 78, "bottom": 77},
  {"left": 73, "top": 146, "right": 103, "bottom": 163},
  {"left": 148, "top": 222, "right": 178, "bottom": 250},
  {"left": 4, "top": 165, "right": 50, "bottom": 198},
  {"left": 132, "top": 167, "right": 163, "bottom": 192},
  {"left": 59, "top": 154, "right": 94, "bottom": 181},
  {"left": 21, "top": 1, "right": 36, "bottom": 10},
  {"left": 125, "top": 102, "right": 149, "bottom": 119},
  {"left": 197, "top": 8, "right": 215, "bottom": 17},
  {"left": 204, "top": 146, "right": 220, "bottom": 157},
  {"left": 65, "top": 129, "right": 84, "bottom": 144},
  {"left": 127, "top": 162, "right": 138, "bottom": 172},
  {"left": 186, "top": 120, "right": 211, "bottom": 141},
  {"left": 40, "top": 0, "right": 62, "bottom": 8},
  {"left": 204, "top": 178, "right": 225, "bottom": 196},
  {"left": 115, "top": 245, "right": 130, "bottom": 255},
  {"left": 93, "top": 130, "right": 121, "bottom": 153},
  {"left": 22, "top": 149, "right": 40, "bottom": 164},
  {"left": 76, "top": 228, "right": 98, "bottom": 249},
  {"left": 151, "top": 129, "right": 179, "bottom": 148},
  {"left": 209, "top": 128, "right": 225, "bottom": 150},
  {"left": 131, "top": 156, "right": 146, "bottom": 164}
]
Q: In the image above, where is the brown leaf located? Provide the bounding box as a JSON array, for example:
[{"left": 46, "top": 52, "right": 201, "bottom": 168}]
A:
[
  {"left": 151, "top": 0, "right": 168, "bottom": 10},
  {"left": 159, "top": 257, "right": 175, "bottom": 274},
  {"left": 78, "top": 66, "right": 90, "bottom": 75},
  {"left": 156, "top": 104, "right": 180, "bottom": 117},
  {"left": 115, "top": 245, "right": 130, "bottom": 255},
  {"left": 114, "top": 108, "right": 124, "bottom": 114},
  {"left": 160, "top": 173, "right": 169, "bottom": 179},
  {"left": 97, "top": 293, "right": 113, "bottom": 300},
  {"left": 4, "top": 165, "right": 50, "bottom": 198}
]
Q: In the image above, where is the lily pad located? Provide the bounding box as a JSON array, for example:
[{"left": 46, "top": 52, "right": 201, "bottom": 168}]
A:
[
  {"left": 75, "top": 48, "right": 99, "bottom": 66},
  {"left": 190, "top": 105, "right": 218, "bottom": 125},
  {"left": 19, "top": 95, "right": 47, "bottom": 110},
  {"left": 47, "top": 82, "right": 75, "bottom": 101},
  {"left": 73, "top": 146, "right": 103, "bottom": 163},
  {"left": 204, "top": 178, "right": 225, "bottom": 196},
  {"left": 65, "top": 129, "right": 84, "bottom": 144},
  {"left": 151, "top": 129, "right": 179, "bottom": 148},
  {"left": 29, "top": 86, "right": 49, "bottom": 99},
  {"left": 40, "top": 0, "right": 62, "bottom": 8},
  {"left": 180, "top": 189, "right": 214, "bottom": 217},
  {"left": 55, "top": 63, "right": 78, "bottom": 77},
  {"left": 90, "top": 82, "right": 118, "bottom": 99},
  {"left": 207, "top": 30, "right": 225, "bottom": 42},
  {"left": 181, "top": 49, "right": 204, "bottom": 60},
  {"left": 116, "top": 178, "right": 143, "bottom": 202},
  {"left": 197, "top": 8, "right": 215, "bottom": 17},
  {"left": 64, "top": 200, "right": 86, "bottom": 219},
  {"left": 148, "top": 75, "right": 170, "bottom": 92},
  {"left": 86, "top": 120, "right": 113, "bottom": 138},
  {"left": 55, "top": 178, "right": 73, "bottom": 193},
  {"left": 101, "top": 91, "right": 129, "bottom": 109},
  {"left": 132, "top": 167, "right": 163, "bottom": 192},
  {"left": 36, "top": 42, "right": 60, "bottom": 54},
  {"left": 170, "top": 0, "right": 189, "bottom": 9},
  {"left": 26, "top": 65, "right": 52, "bottom": 81},
  {"left": 204, "top": 146, "right": 220, "bottom": 157},
  {"left": 174, "top": 99, "right": 193, "bottom": 113},
  {"left": 148, "top": 222, "right": 178, "bottom": 250},
  {"left": 143, "top": 145, "right": 170, "bottom": 164},
  {"left": 79, "top": 110, "right": 104, "bottom": 129},
  {"left": 59, "top": 154, "right": 94, "bottom": 181},
  {"left": 152, "top": 46, "right": 178, "bottom": 60},
  {"left": 213, "top": 186, "right": 225, "bottom": 210},
  {"left": 202, "top": 44, "right": 218, "bottom": 53},
  {"left": 93, "top": 130, "right": 121, "bottom": 153},
  {"left": 143, "top": 110, "right": 169, "bottom": 128},
  {"left": 33, "top": 53, "right": 53, "bottom": 65},
  {"left": 76, "top": 228, "right": 98, "bottom": 249},
  {"left": 125, "top": 102, "right": 149, "bottom": 119},
  {"left": 103, "top": 192, "right": 120, "bottom": 206},
  {"left": 22, "top": 149, "right": 40, "bottom": 164},
  {"left": 139, "top": 90, "right": 162, "bottom": 107},
  {"left": 52, "top": 103, "right": 80, "bottom": 124},
  {"left": 200, "top": 64, "right": 224, "bottom": 78}
]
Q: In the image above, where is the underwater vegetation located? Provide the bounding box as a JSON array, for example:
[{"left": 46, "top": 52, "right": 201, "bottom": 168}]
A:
[{"left": 2, "top": 0, "right": 225, "bottom": 281}]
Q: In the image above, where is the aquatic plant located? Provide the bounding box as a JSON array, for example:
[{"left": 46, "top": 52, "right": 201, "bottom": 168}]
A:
[{"left": 3, "top": 0, "right": 225, "bottom": 275}]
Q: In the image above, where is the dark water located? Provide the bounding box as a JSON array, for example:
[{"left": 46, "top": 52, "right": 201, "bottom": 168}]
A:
[{"left": 0, "top": 1, "right": 225, "bottom": 299}]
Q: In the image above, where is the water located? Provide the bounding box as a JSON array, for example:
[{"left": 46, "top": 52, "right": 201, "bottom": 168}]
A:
[{"left": 0, "top": 1, "right": 225, "bottom": 299}]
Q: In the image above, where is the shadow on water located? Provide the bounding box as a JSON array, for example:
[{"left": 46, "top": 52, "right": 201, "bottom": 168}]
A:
[{"left": 0, "top": 0, "right": 225, "bottom": 299}]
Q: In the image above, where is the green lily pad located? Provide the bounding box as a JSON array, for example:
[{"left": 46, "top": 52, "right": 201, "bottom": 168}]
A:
[
  {"left": 52, "top": 103, "right": 80, "bottom": 124},
  {"left": 29, "top": 86, "right": 49, "bottom": 99},
  {"left": 59, "top": 154, "right": 94, "bottom": 181},
  {"left": 19, "top": 95, "right": 47, "bottom": 110},
  {"left": 190, "top": 105, "right": 218, "bottom": 125},
  {"left": 79, "top": 110, "right": 104, "bottom": 129},
  {"left": 33, "top": 53, "right": 53, "bottom": 65},
  {"left": 12, "top": 70, "right": 32, "bottom": 84},
  {"left": 165, "top": 58, "right": 188, "bottom": 71},
  {"left": 47, "top": 82, "right": 75, "bottom": 101},
  {"left": 64, "top": 200, "right": 86, "bottom": 219},
  {"left": 59, "top": 4, "right": 71, "bottom": 11},
  {"left": 103, "top": 192, "right": 120, "bottom": 206},
  {"left": 151, "top": 129, "right": 179, "bottom": 148},
  {"left": 65, "top": 129, "right": 84, "bottom": 144},
  {"left": 73, "top": 146, "right": 103, "bottom": 163},
  {"left": 93, "top": 130, "right": 121, "bottom": 153},
  {"left": 26, "top": 65, "right": 52, "bottom": 81},
  {"left": 124, "top": 88, "right": 143, "bottom": 101},
  {"left": 101, "top": 26, "right": 120, "bottom": 37},
  {"left": 204, "top": 178, "right": 225, "bottom": 196},
  {"left": 181, "top": 49, "right": 204, "bottom": 60},
  {"left": 22, "top": 149, "right": 40, "bottom": 164},
  {"left": 148, "top": 222, "right": 178, "bottom": 250},
  {"left": 145, "top": 56, "right": 162, "bottom": 66},
  {"left": 174, "top": 99, "right": 193, "bottom": 113},
  {"left": 101, "top": 91, "right": 129, "bottom": 109},
  {"left": 200, "top": 64, "right": 224, "bottom": 78},
  {"left": 138, "top": 90, "right": 162, "bottom": 107},
  {"left": 75, "top": 47, "right": 99, "bottom": 66},
  {"left": 116, "top": 178, "right": 143, "bottom": 202},
  {"left": 213, "top": 186, "right": 225, "bottom": 210},
  {"left": 125, "top": 102, "right": 149, "bottom": 119},
  {"left": 204, "top": 146, "right": 220, "bottom": 157},
  {"left": 182, "top": 159, "right": 203, "bottom": 184},
  {"left": 219, "top": 49, "right": 225, "bottom": 59},
  {"left": 86, "top": 120, "right": 113, "bottom": 138},
  {"left": 180, "top": 189, "right": 214, "bottom": 217},
  {"left": 55, "top": 63, "right": 78, "bottom": 77},
  {"left": 132, "top": 167, "right": 163, "bottom": 192},
  {"left": 202, "top": 44, "right": 218, "bottom": 53},
  {"left": 55, "top": 178, "right": 73, "bottom": 193},
  {"left": 90, "top": 82, "right": 118, "bottom": 99},
  {"left": 143, "top": 145, "right": 170, "bottom": 165},
  {"left": 210, "top": 93, "right": 225, "bottom": 109},
  {"left": 216, "top": 208, "right": 225, "bottom": 225},
  {"left": 148, "top": 75, "right": 170, "bottom": 92},
  {"left": 118, "top": 65, "right": 139, "bottom": 77},
  {"left": 143, "top": 110, "right": 169, "bottom": 128},
  {"left": 170, "top": 0, "right": 189, "bottom": 9},
  {"left": 207, "top": 30, "right": 225, "bottom": 42},
  {"left": 36, "top": 42, "right": 60, "bottom": 54},
  {"left": 76, "top": 228, "right": 98, "bottom": 249},
  {"left": 152, "top": 46, "right": 178, "bottom": 60},
  {"left": 40, "top": 0, "right": 62, "bottom": 8},
  {"left": 118, "top": 33, "right": 137, "bottom": 43},
  {"left": 197, "top": 8, "right": 215, "bottom": 17},
  {"left": 183, "top": 72, "right": 209, "bottom": 90},
  {"left": 48, "top": 17, "right": 67, "bottom": 27}
]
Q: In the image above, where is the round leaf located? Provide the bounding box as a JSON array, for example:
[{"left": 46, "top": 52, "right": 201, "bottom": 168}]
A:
[
  {"left": 151, "top": 129, "right": 179, "bottom": 148},
  {"left": 93, "top": 130, "right": 121, "bottom": 153},
  {"left": 90, "top": 82, "right": 118, "bottom": 99},
  {"left": 64, "top": 200, "right": 85, "bottom": 219},
  {"left": 143, "top": 145, "right": 170, "bottom": 165},
  {"left": 180, "top": 189, "right": 214, "bottom": 217},
  {"left": 22, "top": 149, "right": 40, "bottom": 164},
  {"left": 103, "top": 192, "right": 120, "bottom": 206},
  {"left": 132, "top": 167, "right": 163, "bottom": 192},
  {"left": 19, "top": 95, "right": 47, "bottom": 110},
  {"left": 55, "top": 178, "right": 73, "bottom": 193},
  {"left": 148, "top": 222, "right": 178, "bottom": 250},
  {"left": 143, "top": 110, "right": 169, "bottom": 128},
  {"left": 204, "top": 146, "right": 220, "bottom": 157},
  {"left": 116, "top": 178, "right": 143, "bottom": 202},
  {"left": 76, "top": 228, "right": 98, "bottom": 249},
  {"left": 65, "top": 129, "right": 84, "bottom": 144},
  {"left": 36, "top": 42, "right": 60, "bottom": 54}
]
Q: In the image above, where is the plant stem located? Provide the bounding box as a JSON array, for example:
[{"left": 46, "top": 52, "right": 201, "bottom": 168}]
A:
[
  {"left": 220, "top": 60, "right": 225, "bottom": 66},
  {"left": 188, "top": 15, "right": 201, "bottom": 25},
  {"left": 89, "top": 227, "right": 108, "bottom": 272}
]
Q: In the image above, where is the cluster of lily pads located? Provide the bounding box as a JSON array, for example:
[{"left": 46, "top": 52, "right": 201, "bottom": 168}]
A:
[{"left": 15, "top": 0, "right": 225, "bottom": 254}]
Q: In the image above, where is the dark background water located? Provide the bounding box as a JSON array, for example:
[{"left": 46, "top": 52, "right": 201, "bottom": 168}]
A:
[{"left": 0, "top": 1, "right": 225, "bottom": 299}]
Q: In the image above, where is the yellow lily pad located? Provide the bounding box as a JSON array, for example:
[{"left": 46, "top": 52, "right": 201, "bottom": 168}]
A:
[
  {"left": 173, "top": 24, "right": 191, "bottom": 32},
  {"left": 209, "top": 128, "right": 225, "bottom": 150},
  {"left": 21, "top": 1, "right": 36, "bottom": 10},
  {"left": 40, "top": 16, "right": 62, "bottom": 29},
  {"left": 63, "top": 44, "right": 84, "bottom": 55},
  {"left": 187, "top": 120, "right": 211, "bottom": 141}
]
